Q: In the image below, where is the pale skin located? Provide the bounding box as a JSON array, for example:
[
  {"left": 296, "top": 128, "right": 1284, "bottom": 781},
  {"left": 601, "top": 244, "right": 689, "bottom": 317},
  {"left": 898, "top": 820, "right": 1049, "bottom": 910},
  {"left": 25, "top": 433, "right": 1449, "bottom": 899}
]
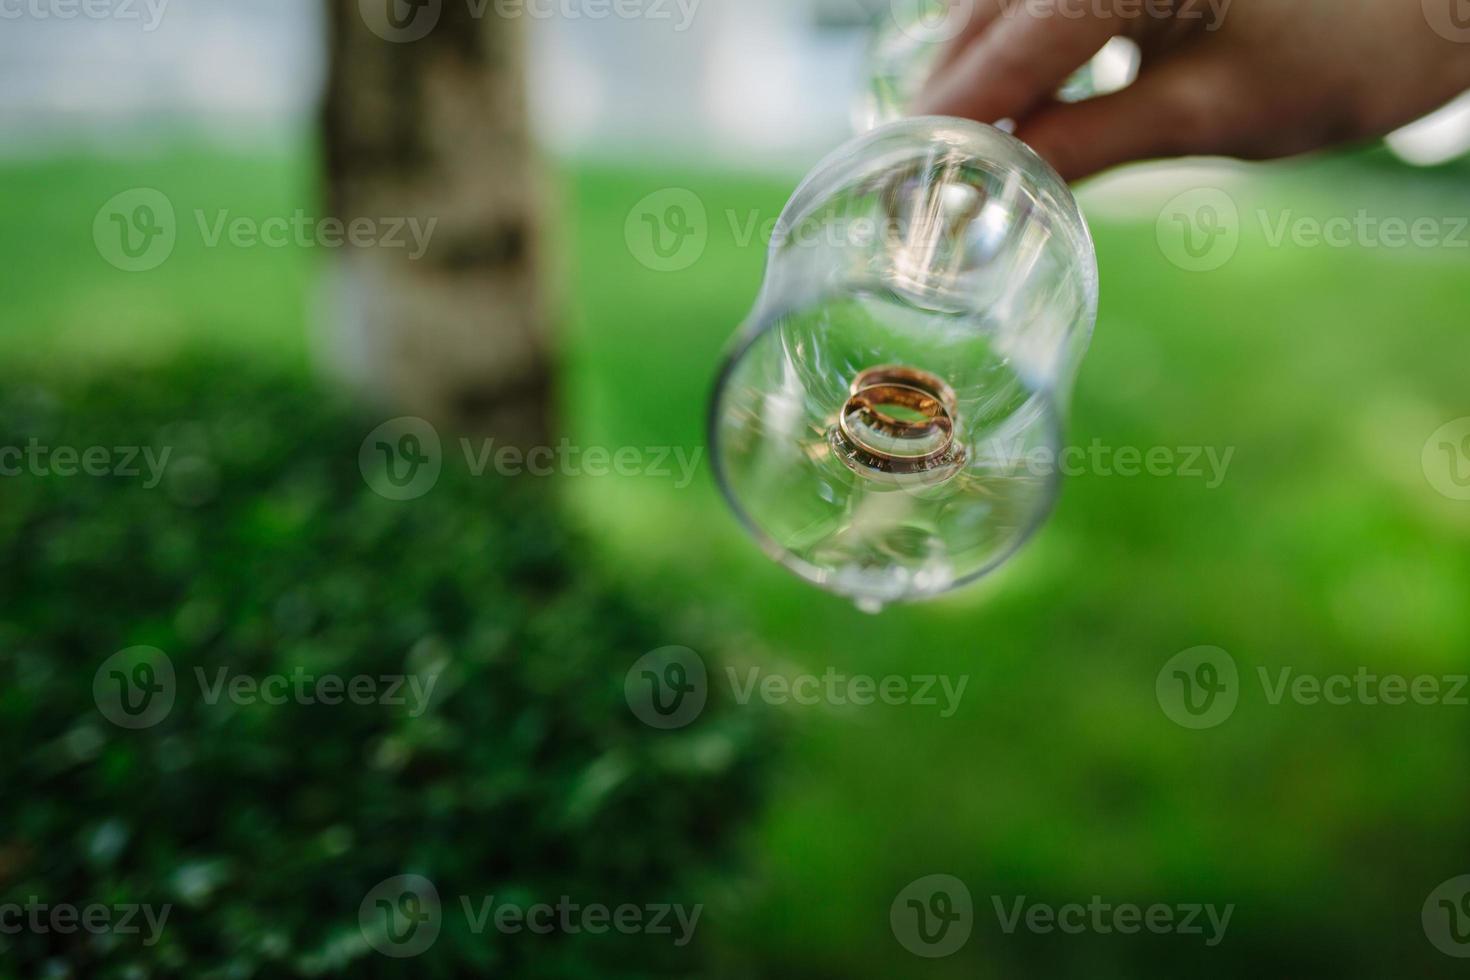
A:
[{"left": 914, "top": 0, "right": 1470, "bottom": 181}]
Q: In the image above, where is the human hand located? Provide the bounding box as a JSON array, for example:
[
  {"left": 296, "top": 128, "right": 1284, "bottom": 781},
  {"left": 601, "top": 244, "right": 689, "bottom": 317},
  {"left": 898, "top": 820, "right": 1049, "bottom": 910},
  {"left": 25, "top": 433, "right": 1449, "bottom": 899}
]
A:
[{"left": 914, "top": 0, "right": 1470, "bottom": 180}]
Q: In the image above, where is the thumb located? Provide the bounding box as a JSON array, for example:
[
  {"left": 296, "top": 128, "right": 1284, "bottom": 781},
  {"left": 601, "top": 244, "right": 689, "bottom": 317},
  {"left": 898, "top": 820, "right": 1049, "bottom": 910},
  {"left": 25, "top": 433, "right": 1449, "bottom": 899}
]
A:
[
  {"left": 1014, "top": 56, "right": 1236, "bottom": 181},
  {"left": 914, "top": 7, "right": 1122, "bottom": 124}
]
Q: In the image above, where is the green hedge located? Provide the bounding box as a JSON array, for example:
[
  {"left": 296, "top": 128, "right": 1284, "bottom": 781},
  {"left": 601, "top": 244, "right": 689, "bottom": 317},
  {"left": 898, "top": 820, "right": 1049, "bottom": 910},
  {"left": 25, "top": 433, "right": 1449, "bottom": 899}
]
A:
[{"left": 0, "top": 362, "right": 774, "bottom": 978}]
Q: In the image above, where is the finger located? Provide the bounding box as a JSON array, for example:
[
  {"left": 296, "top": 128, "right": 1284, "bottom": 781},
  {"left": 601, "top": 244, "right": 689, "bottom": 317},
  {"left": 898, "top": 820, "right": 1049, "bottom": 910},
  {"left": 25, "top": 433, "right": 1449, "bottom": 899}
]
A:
[
  {"left": 1013, "top": 55, "right": 1236, "bottom": 181},
  {"left": 914, "top": 4, "right": 1124, "bottom": 124},
  {"left": 924, "top": 0, "right": 1005, "bottom": 79}
]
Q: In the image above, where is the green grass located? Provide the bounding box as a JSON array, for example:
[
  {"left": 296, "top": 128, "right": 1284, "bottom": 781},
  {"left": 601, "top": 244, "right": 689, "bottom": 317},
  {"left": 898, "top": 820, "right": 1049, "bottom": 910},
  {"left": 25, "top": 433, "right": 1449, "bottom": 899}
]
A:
[
  {"left": 0, "top": 148, "right": 316, "bottom": 375},
  {"left": 4, "top": 142, "right": 1470, "bottom": 976}
]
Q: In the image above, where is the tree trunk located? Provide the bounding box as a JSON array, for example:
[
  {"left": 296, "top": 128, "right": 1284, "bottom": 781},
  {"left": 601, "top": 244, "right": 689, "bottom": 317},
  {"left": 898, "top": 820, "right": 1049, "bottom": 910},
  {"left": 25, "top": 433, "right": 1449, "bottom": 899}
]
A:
[{"left": 322, "top": 0, "right": 550, "bottom": 442}]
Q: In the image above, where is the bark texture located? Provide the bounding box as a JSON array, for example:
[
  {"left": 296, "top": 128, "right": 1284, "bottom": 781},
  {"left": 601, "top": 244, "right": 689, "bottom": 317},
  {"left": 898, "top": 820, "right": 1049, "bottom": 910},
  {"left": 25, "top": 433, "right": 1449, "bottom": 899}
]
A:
[{"left": 323, "top": 0, "right": 550, "bottom": 441}]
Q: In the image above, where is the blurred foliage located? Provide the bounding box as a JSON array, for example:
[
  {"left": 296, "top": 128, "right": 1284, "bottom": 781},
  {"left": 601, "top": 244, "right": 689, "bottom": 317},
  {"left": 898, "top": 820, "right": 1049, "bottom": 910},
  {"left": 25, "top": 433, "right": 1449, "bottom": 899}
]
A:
[{"left": 0, "top": 361, "right": 775, "bottom": 978}]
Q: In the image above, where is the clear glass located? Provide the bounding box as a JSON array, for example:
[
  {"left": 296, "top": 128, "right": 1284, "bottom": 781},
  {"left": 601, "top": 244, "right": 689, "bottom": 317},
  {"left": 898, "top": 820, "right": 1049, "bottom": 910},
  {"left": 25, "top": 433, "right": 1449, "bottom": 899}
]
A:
[{"left": 709, "top": 117, "right": 1098, "bottom": 610}]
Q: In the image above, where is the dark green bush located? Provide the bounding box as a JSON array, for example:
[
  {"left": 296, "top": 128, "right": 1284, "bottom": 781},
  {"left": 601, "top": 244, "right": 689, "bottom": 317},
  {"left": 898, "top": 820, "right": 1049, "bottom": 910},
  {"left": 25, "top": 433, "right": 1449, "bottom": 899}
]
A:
[{"left": 0, "top": 362, "right": 773, "bottom": 979}]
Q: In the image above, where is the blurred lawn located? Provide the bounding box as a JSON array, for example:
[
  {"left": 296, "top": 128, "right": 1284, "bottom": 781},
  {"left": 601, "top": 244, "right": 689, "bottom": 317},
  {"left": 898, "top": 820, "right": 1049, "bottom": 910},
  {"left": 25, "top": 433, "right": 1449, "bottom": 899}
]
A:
[{"left": 4, "top": 142, "right": 1470, "bottom": 976}]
